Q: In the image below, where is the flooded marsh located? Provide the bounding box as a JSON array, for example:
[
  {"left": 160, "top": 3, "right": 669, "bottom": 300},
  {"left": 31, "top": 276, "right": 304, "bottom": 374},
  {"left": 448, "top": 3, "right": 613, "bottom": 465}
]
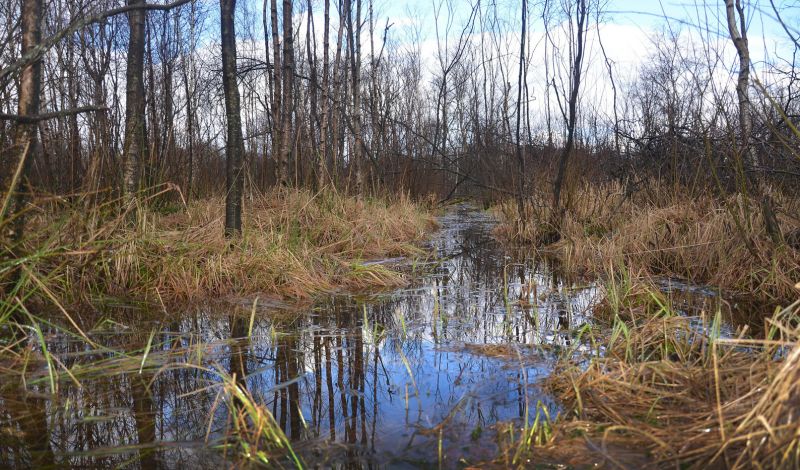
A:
[{"left": 0, "top": 205, "right": 759, "bottom": 468}]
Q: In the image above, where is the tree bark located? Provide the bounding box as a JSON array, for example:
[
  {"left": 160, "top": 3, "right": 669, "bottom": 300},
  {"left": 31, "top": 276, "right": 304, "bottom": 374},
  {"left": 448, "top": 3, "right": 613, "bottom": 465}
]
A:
[
  {"left": 3, "top": 0, "right": 43, "bottom": 244},
  {"left": 331, "top": 0, "right": 346, "bottom": 186},
  {"left": 515, "top": 0, "right": 527, "bottom": 219},
  {"left": 180, "top": 1, "right": 197, "bottom": 201},
  {"left": 0, "top": 0, "right": 42, "bottom": 326},
  {"left": 306, "top": 0, "right": 321, "bottom": 189},
  {"left": 221, "top": 0, "right": 244, "bottom": 236},
  {"left": 270, "top": 0, "right": 284, "bottom": 186},
  {"left": 552, "top": 0, "right": 587, "bottom": 232},
  {"left": 122, "top": 0, "right": 148, "bottom": 212},
  {"left": 347, "top": 0, "right": 364, "bottom": 193},
  {"left": 319, "top": 0, "right": 331, "bottom": 188},
  {"left": 724, "top": 0, "right": 782, "bottom": 244},
  {"left": 261, "top": 0, "right": 273, "bottom": 188},
  {"left": 280, "top": 0, "right": 295, "bottom": 187}
]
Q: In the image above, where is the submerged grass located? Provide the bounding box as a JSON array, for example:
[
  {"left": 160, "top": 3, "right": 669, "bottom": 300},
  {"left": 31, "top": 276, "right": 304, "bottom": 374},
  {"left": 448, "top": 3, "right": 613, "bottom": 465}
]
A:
[
  {"left": 5, "top": 186, "right": 434, "bottom": 311},
  {"left": 494, "top": 181, "right": 800, "bottom": 305},
  {"left": 511, "top": 272, "right": 800, "bottom": 469}
]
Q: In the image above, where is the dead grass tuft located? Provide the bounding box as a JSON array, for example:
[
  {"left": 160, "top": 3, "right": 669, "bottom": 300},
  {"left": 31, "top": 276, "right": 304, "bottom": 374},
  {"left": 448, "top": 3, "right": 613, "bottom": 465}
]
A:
[
  {"left": 11, "top": 187, "right": 435, "bottom": 309},
  {"left": 533, "top": 278, "right": 800, "bottom": 468},
  {"left": 494, "top": 182, "right": 800, "bottom": 305}
]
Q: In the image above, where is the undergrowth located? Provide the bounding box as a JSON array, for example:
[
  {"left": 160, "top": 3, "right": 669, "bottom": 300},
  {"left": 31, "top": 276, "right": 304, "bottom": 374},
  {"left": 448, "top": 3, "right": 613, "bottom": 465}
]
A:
[
  {"left": 512, "top": 272, "right": 800, "bottom": 469},
  {"left": 494, "top": 181, "right": 800, "bottom": 305},
  {"left": 3, "top": 186, "right": 435, "bottom": 313}
]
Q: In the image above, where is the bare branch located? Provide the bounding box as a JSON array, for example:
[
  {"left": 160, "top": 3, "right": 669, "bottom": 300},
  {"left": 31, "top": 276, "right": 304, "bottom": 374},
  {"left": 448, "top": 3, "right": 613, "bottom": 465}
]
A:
[
  {"left": 0, "top": 105, "right": 108, "bottom": 123},
  {"left": 0, "top": 0, "right": 194, "bottom": 86}
]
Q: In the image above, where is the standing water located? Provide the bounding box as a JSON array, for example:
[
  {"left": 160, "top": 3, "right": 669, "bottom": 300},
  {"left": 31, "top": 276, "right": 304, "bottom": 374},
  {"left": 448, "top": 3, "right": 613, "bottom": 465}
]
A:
[{"left": 1, "top": 206, "right": 630, "bottom": 468}]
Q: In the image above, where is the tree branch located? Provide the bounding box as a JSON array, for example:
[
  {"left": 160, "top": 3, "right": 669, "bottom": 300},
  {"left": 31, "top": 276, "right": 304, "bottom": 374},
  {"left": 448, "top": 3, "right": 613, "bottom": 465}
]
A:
[
  {"left": 0, "top": 106, "right": 108, "bottom": 123},
  {"left": 0, "top": 0, "right": 194, "bottom": 86}
]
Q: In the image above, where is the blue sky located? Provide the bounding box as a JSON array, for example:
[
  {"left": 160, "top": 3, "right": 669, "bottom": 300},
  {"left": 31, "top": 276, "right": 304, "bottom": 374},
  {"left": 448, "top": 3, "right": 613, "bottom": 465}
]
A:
[
  {"left": 372, "top": 0, "right": 797, "bottom": 50},
  {"left": 316, "top": 0, "right": 795, "bottom": 135},
  {"left": 226, "top": 0, "right": 797, "bottom": 121}
]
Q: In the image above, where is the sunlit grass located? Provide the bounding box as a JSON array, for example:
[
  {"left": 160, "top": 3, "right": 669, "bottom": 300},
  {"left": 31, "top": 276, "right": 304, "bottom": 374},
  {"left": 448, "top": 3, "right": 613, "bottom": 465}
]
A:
[
  {"left": 0, "top": 185, "right": 436, "bottom": 467},
  {"left": 494, "top": 181, "right": 799, "bottom": 305},
  {"left": 517, "top": 272, "right": 800, "bottom": 468},
  {"left": 4, "top": 186, "right": 434, "bottom": 311}
]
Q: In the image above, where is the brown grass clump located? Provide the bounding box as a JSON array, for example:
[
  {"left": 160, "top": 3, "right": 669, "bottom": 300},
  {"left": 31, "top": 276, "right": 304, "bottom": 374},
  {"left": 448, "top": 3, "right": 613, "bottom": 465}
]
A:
[
  {"left": 494, "top": 182, "right": 800, "bottom": 305},
  {"left": 12, "top": 187, "right": 435, "bottom": 308},
  {"left": 533, "top": 279, "right": 800, "bottom": 469}
]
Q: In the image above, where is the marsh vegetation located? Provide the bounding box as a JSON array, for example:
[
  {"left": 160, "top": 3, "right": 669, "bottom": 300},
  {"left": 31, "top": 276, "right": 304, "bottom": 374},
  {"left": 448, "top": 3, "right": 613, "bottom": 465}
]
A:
[{"left": 2, "top": 0, "right": 799, "bottom": 468}]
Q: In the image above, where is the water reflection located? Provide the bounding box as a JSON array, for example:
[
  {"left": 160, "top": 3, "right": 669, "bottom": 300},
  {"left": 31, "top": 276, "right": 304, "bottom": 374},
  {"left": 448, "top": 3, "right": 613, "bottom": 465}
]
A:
[
  {"left": 2, "top": 205, "right": 602, "bottom": 468},
  {"left": 0, "top": 389, "right": 55, "bottom": 468}
]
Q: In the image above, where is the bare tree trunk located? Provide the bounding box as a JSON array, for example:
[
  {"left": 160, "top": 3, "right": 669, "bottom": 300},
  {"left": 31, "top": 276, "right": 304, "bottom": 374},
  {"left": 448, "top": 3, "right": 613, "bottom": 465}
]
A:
[
  {"left": 1, "top": 0, "right": 42, "bottom": 324},
  {"left": 515, "top": 0, "right": 527, "bottom": 219},
  {"left": 160, "top": 11, "right": 176, "bottom": 186},
  {"left": 221, "top": 0, "right": 244, "bottom": 236},
  {"left": 306, "top": 0, "right": 321, "bottom": 189},
  {"left": 254, "top": 0, "right": 268, "bottom": 189},
  {"left": 368, "top": 0, "right": 377, "bottom": 192},
  {"left": 145, "top": 20, "right": 161, "bottom": 189},
  {"left": 270, "top": 0, "right": 283, "bottom": 186},
  {"left": 331, "top": 0, "right": 346, "bottom": 186},
  {"left": 347, "top": 0, "right": 364, "bottom": 193},
  {"left": 280, "top": 0, "right": 294, "bottom": 187},
  {"left": 319, "top": 0, "right": 331, "bottom": 188},
  {"left": 4, "top": 0, "right": 42, "bottom": 241},
  {"left": 543, "top": 14, "right": 552, "bottom": 150},
  {"left": 122, "top": 0, "right": 148, "bottom": 214},
  {"left": 552, "top": 0, "right": 588, "bottom": 232},
  {"left": 724, "top": 0, "right": 782, "bottom": 245},
  {"left": 180, "top": 1, "right": 196, "bottom": 201}
]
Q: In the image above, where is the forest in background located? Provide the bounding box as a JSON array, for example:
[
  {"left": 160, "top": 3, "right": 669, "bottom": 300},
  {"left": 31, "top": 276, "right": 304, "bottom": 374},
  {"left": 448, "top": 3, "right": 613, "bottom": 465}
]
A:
[
  {"left": 1, "top": 1, "right": 800, "bottom": 467},
  {"left": 2, "top": 0, "right": 798, "bottom": 307},
  {"left": 0, "top": 0, "right": 796, "bottom": 203}
]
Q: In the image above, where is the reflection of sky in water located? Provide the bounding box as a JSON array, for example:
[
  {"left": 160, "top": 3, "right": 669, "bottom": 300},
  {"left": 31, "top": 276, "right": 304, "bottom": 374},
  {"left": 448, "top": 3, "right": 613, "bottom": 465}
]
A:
[
  {"left": 2, "top": 205, "right": 603, "bottom": 468},
  {"left": 227, "top": 205, "right": 599, "bottom": 466}
]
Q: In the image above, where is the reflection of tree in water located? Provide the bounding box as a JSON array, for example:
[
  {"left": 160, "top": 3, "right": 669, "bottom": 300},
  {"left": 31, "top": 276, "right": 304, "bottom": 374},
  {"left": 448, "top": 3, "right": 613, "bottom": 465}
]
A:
[
  {"left": 0, "top": 388, "right": 55, "bottom": 468},
  {"left": 132, "top": 371, "right": 159, "bottom": 470},
  {"left": 229, "top": 210, "right": 567, "bottom": 463},
  {"left": 0, "top": 326, "right": 166, "bottom": 469},
  {"left": 0, "top": 207, "right": 597, "bottom": 467}
]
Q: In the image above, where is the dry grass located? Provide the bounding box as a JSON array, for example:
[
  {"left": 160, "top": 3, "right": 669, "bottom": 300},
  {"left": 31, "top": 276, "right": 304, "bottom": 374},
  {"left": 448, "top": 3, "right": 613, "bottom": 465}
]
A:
[
  {"left": 494, "top": 181, "right": 800, "bottom": 305},
  {"left": 11, "top": 186, "right": 435, "bottom": 309},
  {"left": 526, "top": 277, "right": 800, "bottom": 469}
]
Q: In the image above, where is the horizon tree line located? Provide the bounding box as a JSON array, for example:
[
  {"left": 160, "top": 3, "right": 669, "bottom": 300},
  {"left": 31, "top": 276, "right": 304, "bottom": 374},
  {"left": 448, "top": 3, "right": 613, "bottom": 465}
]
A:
[{"left": 0, "top": 0, "right": 797, "bottom": 241}]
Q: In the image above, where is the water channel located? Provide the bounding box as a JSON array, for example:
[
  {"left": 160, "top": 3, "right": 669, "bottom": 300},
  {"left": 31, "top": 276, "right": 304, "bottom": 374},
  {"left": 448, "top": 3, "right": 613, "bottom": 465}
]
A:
[{"left": 1, "top": 205, "right": 736, "bottom": 468}]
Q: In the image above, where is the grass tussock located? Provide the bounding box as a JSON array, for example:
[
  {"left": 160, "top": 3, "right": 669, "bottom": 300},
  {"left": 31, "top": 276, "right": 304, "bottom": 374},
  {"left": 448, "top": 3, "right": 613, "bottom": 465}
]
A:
[
  {"left": 7, "top": 187, "right": 435, "bottom": 309},
  {"left": 494, "top": 181, "right": 800, "bottom": 305},
  {"left": 525, "top": 276, "right": 800, "bottom": 469}
]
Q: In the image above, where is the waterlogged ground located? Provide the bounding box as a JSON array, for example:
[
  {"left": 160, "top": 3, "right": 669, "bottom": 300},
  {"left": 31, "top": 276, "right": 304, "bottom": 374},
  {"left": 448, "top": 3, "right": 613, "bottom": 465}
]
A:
[{"left": 1, "top": 205, "right": 739, "bottom": 468}]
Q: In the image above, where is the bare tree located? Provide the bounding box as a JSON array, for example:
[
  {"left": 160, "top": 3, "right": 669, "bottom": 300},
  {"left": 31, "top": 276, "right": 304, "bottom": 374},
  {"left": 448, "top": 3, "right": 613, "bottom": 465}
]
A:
[
  {"left": 319, "top": 0, "right": 331, "bottom": 188},
  {"left": 269, "top": 0, "right": 284, "bottom": 186},
  {"left": 280, "top": 0, "right": 294, "bottom": 186},
  {"left": 724, "top": 0, "right": 782, "bottom": 244},
  {"left": 121, "top": 0, "right": 148, "bottom": 214},
  {"left": 3, "top": 0, "right": 42, "bottom": 245},
  {"left": 551, "top": 0, "right": 589, "bottom": 232},
  {"left": 221, "top": 0, "right": 244, "bottom": 235},
  {"left": 515, "top": 0, "right": 528, "bottom": 218}
]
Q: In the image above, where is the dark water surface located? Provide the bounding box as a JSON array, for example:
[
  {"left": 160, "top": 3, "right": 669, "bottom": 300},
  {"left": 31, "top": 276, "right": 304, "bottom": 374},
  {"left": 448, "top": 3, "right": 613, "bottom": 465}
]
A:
[{"left": 1, "top": 205, "right": 736, "bottom": 468}]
